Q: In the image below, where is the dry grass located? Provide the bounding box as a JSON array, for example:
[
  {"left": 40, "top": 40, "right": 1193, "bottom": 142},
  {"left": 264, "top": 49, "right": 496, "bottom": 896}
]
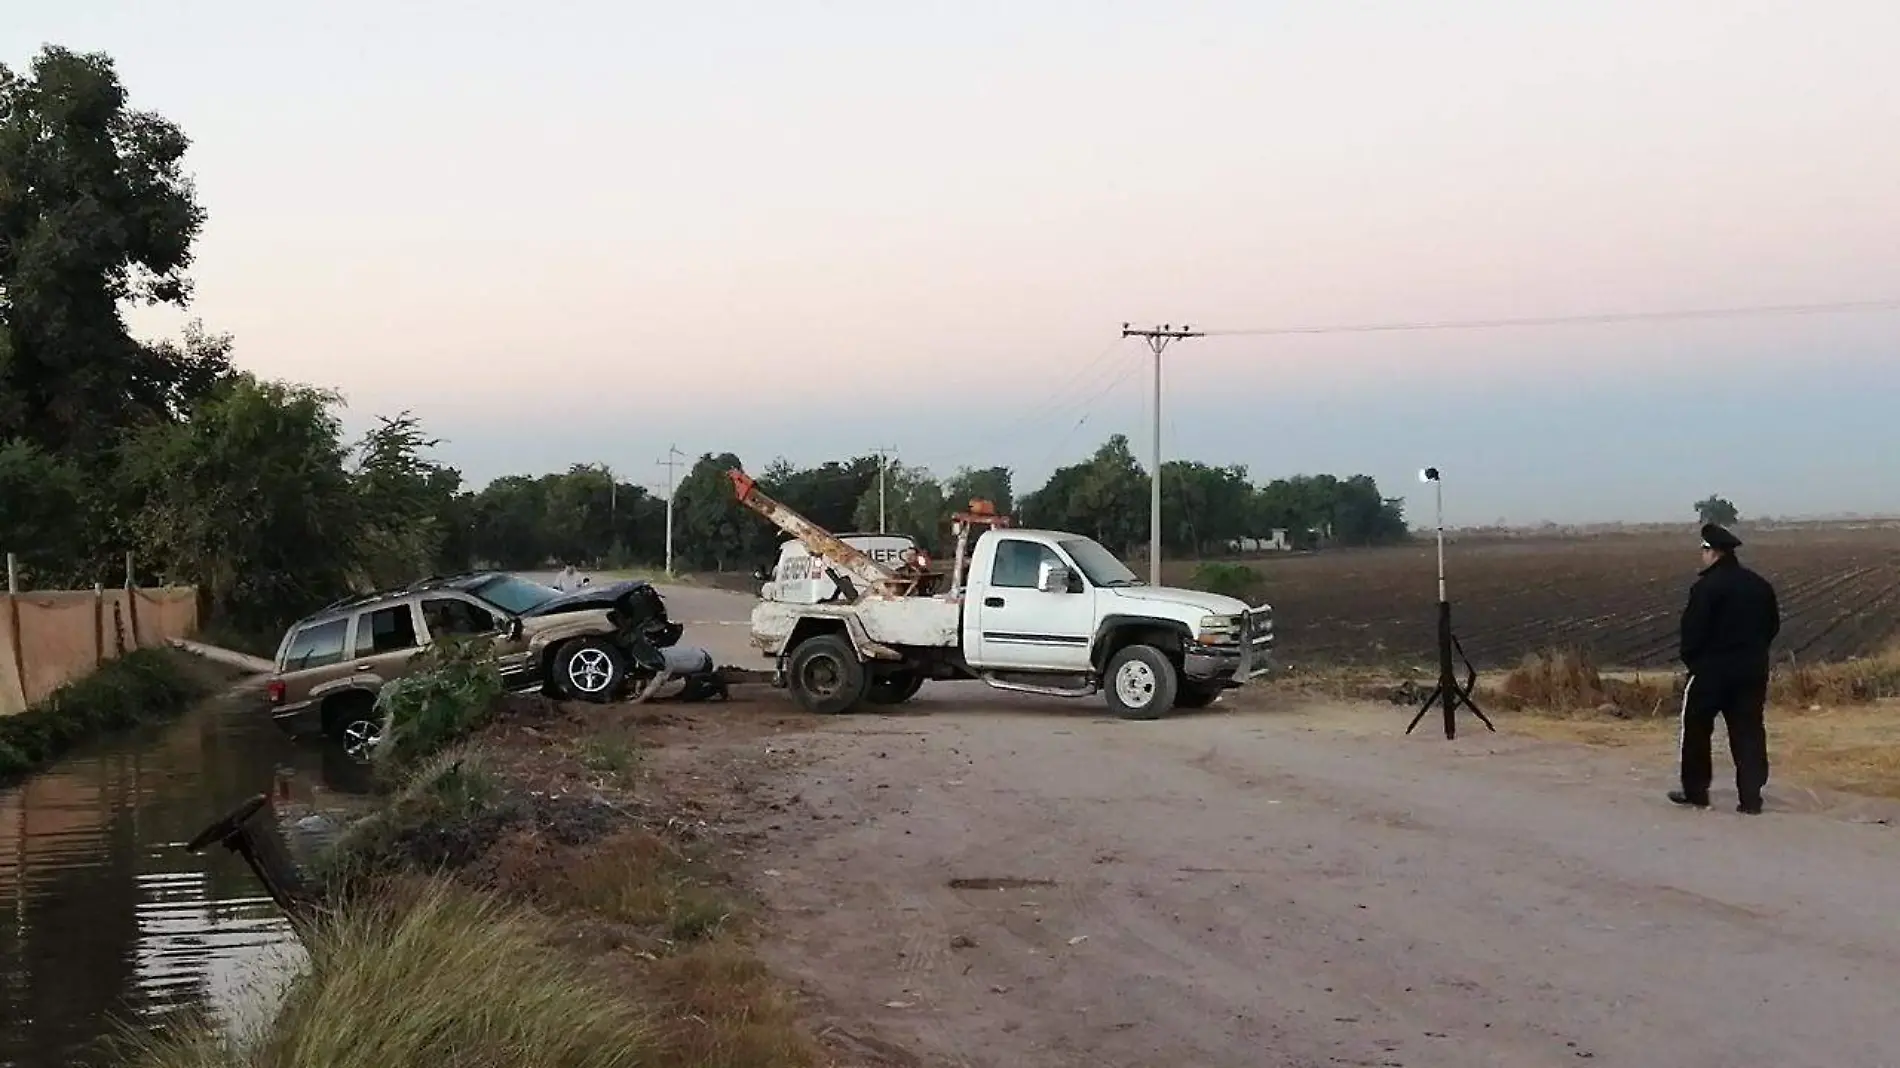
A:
[
  {"left": 1496, "top": 646, "right": 1900, "bottom": 800},
  {"left": 118, "top": 877, "right": 653, "bottom": 1068},
  {"left": 536, "top": 830, "right": 820, "bottom": 1067}
]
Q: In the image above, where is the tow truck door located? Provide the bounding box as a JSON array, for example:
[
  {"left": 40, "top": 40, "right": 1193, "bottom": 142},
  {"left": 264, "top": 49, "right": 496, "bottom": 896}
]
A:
[{"left": 968, "top": 537, "right": 1095, "bottom": 672}]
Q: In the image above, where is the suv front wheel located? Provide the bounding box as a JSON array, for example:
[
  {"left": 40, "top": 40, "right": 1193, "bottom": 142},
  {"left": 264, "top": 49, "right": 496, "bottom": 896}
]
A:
[{"left": 555, "top": 638, "right": 629, "bottom": 703}]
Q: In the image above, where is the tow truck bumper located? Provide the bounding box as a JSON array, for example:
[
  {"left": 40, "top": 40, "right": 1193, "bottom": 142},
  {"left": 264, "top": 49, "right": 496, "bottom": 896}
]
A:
[{"left": 1182, "top": 607, "right": 1274, "bottom": 687}]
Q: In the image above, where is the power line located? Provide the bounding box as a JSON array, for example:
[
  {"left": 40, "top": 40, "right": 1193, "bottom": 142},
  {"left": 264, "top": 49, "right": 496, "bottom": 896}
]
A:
[
  {"left": 1123, "top": 324, "right": 1205, "bottom": 586},
  {"left": 1201, "top": 297, "right": 1900, "bottom": 338}
]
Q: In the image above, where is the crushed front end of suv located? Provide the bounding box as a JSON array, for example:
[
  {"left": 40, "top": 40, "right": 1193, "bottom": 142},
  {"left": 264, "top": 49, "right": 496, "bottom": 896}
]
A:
[{"left": 264, "top": 571, "right": 721, "bottom": 752}]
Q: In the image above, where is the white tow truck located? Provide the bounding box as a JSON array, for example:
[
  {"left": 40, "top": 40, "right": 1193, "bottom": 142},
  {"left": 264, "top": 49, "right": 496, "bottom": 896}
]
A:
[{"left": 729, "top": 468, "right": 1273, "bottom": 719}]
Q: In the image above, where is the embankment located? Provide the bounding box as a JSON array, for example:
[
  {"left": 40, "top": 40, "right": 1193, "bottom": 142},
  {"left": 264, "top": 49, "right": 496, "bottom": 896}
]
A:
[
  {"left": 0, "top": 648, "right": 216, "bottom": 781},
  {"left": 120, "top": 640, "right": 857, "bottom": 1068}
]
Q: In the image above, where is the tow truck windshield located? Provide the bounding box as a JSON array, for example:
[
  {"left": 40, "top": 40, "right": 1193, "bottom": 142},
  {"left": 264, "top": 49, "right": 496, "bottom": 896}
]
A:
[{"left": 1058, "top": 537, "right": 1143, "bottom": 588}]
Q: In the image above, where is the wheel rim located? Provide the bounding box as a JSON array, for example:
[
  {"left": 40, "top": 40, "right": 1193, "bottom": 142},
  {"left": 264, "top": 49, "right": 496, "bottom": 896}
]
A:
[
  {"left": 798, "top": 653, "right": 846, "bottom": 699},
  {"left": 567, "top": 647, "right": 616, "bottom": 694},
  {"left": 1114, "top": 660, "right": 1156, "bottom": 707},
  {"left": 342, "top": 718, "right": 380, "bottom": 758}
]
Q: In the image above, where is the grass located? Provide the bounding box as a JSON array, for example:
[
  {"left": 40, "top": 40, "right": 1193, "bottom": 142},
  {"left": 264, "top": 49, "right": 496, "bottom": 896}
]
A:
[
  {"left": 580, "top": 732, "right": 643, "bottom": 776},
  {"left": 0, "top": 648, "right": 211, "bottom": 781},
  {"left": 548, "top": 830, "right": 737, "bottom": 942},
  {"left": 116, "top": 876, "right": 654, "bottom": 1068},
  {"left": 309, "top": 747, "right": 508, "bottom": 891}
]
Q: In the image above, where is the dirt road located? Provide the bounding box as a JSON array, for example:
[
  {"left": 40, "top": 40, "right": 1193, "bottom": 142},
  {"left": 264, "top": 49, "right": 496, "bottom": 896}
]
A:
[
  {"left": 737, "top": 693, "right": 1900, "bottom": 1068},
  {"left": 590, "top": 580, "right": 1900, "bottom": 1065}
]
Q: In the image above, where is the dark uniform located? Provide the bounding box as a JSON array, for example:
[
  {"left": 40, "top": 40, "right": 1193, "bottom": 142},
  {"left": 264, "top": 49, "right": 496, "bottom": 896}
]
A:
[{"left": 1669, "top": 523, "right": 1781, "bottom": 814}]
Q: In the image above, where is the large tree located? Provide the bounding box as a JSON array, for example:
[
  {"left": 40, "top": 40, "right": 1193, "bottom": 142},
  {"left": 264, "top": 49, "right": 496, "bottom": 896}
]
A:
[
  {"left": 120, "top": 374, "right": 360, "bottom": 632},
  {"left": 0, "top": 46, "right": 227, "bottom": 453}
]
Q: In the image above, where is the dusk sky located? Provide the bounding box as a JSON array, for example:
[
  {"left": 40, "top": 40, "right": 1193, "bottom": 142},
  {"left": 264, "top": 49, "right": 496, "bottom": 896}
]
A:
[{"left": 12, "top": 1, "right": 1898, "bottom": 525}]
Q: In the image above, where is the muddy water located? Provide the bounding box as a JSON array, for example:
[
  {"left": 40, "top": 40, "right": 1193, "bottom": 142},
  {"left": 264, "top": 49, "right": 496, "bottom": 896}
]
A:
[{"left": 0, "top": 683, "right": 375, "bottom": 1067}]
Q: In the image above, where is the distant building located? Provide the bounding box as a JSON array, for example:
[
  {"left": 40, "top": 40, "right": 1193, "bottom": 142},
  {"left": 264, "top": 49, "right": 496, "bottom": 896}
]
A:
[{"left": 1228, "top": 529, "right": 1291, "bottom": 553}]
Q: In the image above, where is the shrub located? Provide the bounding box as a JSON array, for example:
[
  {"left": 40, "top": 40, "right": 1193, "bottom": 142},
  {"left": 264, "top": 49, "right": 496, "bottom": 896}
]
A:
[
  {"left": 0, "top": 649, "right": 207, "bottom": 781},
  {"left": 116, "top": 877, "right": 654, "bottom": 1068},
  {"left": 1497, "top": 647, "right": 1674, "bottom": 717},
  {"left": 1189, "top": 561, "right": 1262, "bottom": 600},
  {"left": 371, "top": 635, "right": 503, "bottom": 772}
]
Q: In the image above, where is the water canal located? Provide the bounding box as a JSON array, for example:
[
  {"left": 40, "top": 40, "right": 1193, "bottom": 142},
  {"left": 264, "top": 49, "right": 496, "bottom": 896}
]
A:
[{"left": 0, "top": 679, "right": 372, "bottom": 1067}]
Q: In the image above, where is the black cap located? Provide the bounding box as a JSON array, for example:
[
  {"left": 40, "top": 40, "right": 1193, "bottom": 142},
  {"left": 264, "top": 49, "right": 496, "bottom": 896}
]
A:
[{"left": 1700, "top": 523, "right": 1741, "bottom": 552}]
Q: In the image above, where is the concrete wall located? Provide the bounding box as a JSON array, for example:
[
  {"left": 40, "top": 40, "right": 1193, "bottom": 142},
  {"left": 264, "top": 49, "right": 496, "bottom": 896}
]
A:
[{"left": 0, "top": 587, "right": 199, "bottom": 716}]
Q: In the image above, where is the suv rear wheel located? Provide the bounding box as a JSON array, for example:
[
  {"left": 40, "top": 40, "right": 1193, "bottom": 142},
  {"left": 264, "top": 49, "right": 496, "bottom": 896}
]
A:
[
  {"left": 556, "top": 638, "right": 629, "bottom": 703},
  {"left": 322, "top": 691, "right": 383, "bottom": 758}
]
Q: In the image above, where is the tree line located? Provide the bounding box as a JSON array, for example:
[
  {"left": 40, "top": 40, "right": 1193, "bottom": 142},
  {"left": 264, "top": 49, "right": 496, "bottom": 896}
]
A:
[{"left": 0, "top": 45, "right": 1407, "bottom": 640}]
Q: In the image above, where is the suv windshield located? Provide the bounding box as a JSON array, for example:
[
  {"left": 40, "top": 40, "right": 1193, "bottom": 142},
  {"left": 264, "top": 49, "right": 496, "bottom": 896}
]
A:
[
  {"left": 468, "top": 574, "right": 563, "bottom": 614},
  {"left": 1057, "top": 538, "right": 1143, "bottom": 588}
]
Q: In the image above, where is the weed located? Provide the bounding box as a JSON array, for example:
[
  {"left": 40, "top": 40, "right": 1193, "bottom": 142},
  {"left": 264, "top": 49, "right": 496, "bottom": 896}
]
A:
[
  {"left": 372, "top": 635, "right": 503, "bottom": 772},
  {"left": 1188, "top": 561, "right": 1263, "bottom": 601}
]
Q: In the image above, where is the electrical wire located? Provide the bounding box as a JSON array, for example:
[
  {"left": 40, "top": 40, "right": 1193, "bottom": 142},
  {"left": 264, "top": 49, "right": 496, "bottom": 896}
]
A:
[{"left": 1200, "top": 298, "right": 1900, "bottom": 338}]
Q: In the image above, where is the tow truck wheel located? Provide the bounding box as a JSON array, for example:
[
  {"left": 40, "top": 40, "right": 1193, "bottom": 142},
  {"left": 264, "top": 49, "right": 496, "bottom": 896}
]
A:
[
  {"left": 865, "top": 670, "right": 924, "bottom": 706},
  {"left": 1104, "top": 644, "right": 1178, "bottom": 721},
  {"left": 787, "top": 634, "right": 869, "bottom": 715}
]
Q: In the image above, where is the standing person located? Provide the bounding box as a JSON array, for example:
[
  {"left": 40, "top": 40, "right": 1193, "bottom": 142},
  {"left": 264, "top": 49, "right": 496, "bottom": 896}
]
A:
[{"left": 1669, "top": 523, "right": 1781, "bottom": 815}]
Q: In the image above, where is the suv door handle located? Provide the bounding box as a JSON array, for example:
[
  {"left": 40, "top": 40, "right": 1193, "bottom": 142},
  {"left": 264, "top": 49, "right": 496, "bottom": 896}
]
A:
[
  {"left": 984, "top": 596, "right": 1005, "bottom": 607},
  {"left": 354, "top": 662, "right": 373, "bottom": 672}
]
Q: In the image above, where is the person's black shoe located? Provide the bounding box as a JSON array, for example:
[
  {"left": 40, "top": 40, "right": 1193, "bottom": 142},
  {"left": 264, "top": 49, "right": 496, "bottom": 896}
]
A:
[
  {"left": 1737, "top": 799, "right": 1763, "bottom": 815},
  {"left": 1667, "top": 790, "right": 1710, "bottom": 808}
]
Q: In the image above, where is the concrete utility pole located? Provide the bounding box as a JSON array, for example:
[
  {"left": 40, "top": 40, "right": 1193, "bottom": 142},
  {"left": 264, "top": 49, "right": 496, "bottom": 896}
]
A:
[
  {"left": 1120, "top": 323, "right": 1204, "bottom": 585},
  {"left": 871, "top": 445, "right": 899, "bottom": 533},
  {"left": 657, "top": 445, "right": 685, "bottom": 575}
]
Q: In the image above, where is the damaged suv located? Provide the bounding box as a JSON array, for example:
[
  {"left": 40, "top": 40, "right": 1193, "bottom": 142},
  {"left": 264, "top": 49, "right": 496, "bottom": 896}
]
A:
[{"left": 264, "top": 571, "right": 715, "bottom": 750}]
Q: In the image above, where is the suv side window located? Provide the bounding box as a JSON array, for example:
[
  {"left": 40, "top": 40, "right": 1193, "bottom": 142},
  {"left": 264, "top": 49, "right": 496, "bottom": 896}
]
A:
[
  {"left": 421, "top": 597, "right": 498, "bottom": 639},
  {"left": 282, "top": 618, "right": 349, "bottom": 671},
  {"left": 354, "top": 604, "right": 420, "bottom": 657},
  {"left": 991, "top": 539, "right": 1058, "bottom": 589}
]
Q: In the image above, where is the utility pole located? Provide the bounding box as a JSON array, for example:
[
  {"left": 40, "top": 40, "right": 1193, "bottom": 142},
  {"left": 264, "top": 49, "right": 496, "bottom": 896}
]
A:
[
  {"left": 657, "top": 445, "right": 685, "bottom": 576},
  {"left": 871, "top": 445, "right": 899, "bottom": 533},
  {"left": 1121, "top": 323, "right": 1204, "bottom": 585}
]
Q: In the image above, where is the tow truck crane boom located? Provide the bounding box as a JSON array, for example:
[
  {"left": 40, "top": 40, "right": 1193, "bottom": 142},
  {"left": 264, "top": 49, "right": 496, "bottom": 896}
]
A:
[{"left": 727, "top": 468, "right": 912, "bottom": 599}]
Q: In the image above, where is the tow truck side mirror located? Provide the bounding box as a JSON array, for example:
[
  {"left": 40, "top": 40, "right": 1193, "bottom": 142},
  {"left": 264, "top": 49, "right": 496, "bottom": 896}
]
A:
[{"left": 1038, "top": 563, "right": 1073, "bottom": 595}]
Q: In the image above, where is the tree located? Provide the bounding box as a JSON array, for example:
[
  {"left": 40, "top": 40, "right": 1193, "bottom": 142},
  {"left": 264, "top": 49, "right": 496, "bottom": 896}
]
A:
[
  {"left": 945, "top": 466, "right": 1014, "bottom": 517},
  {"left": 0, "top": 47, "right": 218, "bottom": 454},
  {"left": 0, "top": 439, "right": 88, "bottom": 585},
  {"left": 1021, "top": 435, "right": 1148, "bottom": 554},
  {"left": 120, "top": 374, "right": 359, "bottom": 633},
  {"left": 1695, "top": 495, "right": 1739, "bottom": 526},
  {"left": 350, "top": 412, "right": 457, "bottom": 589},
  {"left": 851, "top": 462, "right": 948, "bottom": 547},
  {"left": 672, "top": 452, "right": 769, "bottom": 571}
]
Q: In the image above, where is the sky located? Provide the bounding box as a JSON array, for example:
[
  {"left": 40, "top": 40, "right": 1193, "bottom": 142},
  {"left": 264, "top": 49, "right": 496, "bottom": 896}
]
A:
[{"left": 8, "top": 0, "right": 1899, "bottom": 525}]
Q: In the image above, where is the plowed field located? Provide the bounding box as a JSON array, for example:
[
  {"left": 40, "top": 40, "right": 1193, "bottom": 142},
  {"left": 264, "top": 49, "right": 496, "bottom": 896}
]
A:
[{"left": 1171, "top": 525, "right": 1900, "bottom": 669}]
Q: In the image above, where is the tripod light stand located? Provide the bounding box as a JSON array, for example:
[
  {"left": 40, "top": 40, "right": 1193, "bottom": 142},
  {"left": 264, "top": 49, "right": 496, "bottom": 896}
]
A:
[{"left": 1404, "top": 467, "right": 1495, "bottom": 740}]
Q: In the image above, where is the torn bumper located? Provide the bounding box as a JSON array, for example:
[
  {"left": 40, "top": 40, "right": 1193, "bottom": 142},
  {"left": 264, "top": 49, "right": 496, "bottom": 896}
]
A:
[{"left": 1182, "top": 606, "right": 1274, "bottom": 686}]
